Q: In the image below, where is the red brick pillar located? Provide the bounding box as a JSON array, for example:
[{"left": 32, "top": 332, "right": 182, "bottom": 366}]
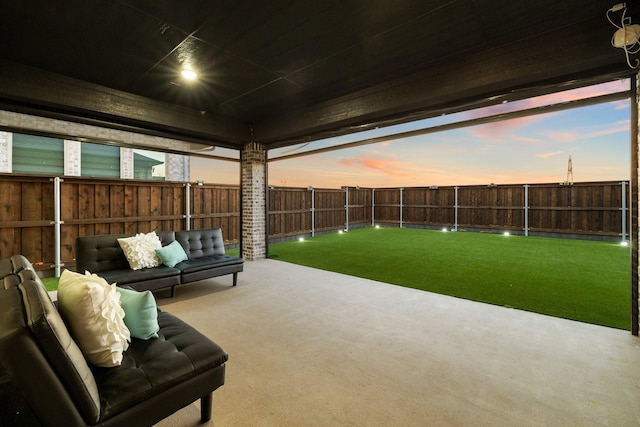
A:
[{"left": 241, "top": 142, "right": 267, "bottom": 260}]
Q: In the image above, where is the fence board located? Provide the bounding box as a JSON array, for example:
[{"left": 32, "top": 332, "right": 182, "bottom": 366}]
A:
[
  {"left": 315, "top": 189, "right": 346, "bottom": 232},
  {"left": 190, "top": 184, "right": 240, "bottom": 239},
  {"left": 348, "top": 188, "right": 372, "bottom": 226},
  {"left": 268, "top": 187, "right": 313, "bottom": 237},
  {"left": 0, "top": 176, "right": 53, "bottom": 262}
]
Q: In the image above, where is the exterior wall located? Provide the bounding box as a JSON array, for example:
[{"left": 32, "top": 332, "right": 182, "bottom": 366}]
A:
[
  {"left": 0, "top": 110, "right": 191, "bottom": 181},
  {"left": 166, "top": 153, "right": 190, "bottom": 181},
  {"left": 0, "top": 131, "right": 12, "bottom": 172},
  {"left": 241, "top": 142, "right": 266, "bottom": 260},
  {"left": 121, "top": 147, "right": 134, "bottom": 179},
  {"left": 0, "top": 110, "right": 195, "bottom": 153},
  {"left": 64, "top": 140, "right": 81, "bottom": 176}
]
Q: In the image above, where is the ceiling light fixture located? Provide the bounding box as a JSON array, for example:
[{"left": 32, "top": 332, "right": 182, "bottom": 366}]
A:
[
  {"left": 181, "top": 68, "right": 198, "bottom": 81},
  {"left": 607, "top": 3, "right": 640, "bottom": 68}
]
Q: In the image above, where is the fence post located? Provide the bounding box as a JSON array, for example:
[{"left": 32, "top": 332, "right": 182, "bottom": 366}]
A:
[
  {"left": 344, "top": 186, "right": 349, "bottom": 231},
  {"left": 51, "top": 177, "right": 64, "bottom": 277},
  {"left": 454, "top": 186, "right": 459, "bottom": 231},
  {"left": 185, "top": 183, "right": 191, "bottom": 230},
  {"left": 524, "top": 184, "right": 529, "bottom": 237},
  {"left": 309, "top": 186, "right": 315, "bottom": 237},
  {"left": 399, "top": 188, "right": 404, "bottom": 228},
  {"left": 622, "top": 180, "right": 627, "bottom": 242},
  {"left": 372, "top": 188, "right": 375, "bottom": 226}
]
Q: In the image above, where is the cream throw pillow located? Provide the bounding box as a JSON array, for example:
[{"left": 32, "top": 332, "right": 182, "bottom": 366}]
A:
[
  {"left": 117, "top": 232, "right": 162, "bottom": 270},
  {"left": 57, "top": 270, "right": 130, "bottom": 367}
]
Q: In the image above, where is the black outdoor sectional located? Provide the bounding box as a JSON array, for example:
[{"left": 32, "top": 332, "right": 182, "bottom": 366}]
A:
[
  {"left": 75, "top": 228, "right": 244, "bottom": 297},
  {"left": 0, "top": 254, "right": 228, "bottom": 426}
]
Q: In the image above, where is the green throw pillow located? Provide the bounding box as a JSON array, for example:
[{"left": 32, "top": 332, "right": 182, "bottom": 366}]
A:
[
  {"left": 115, "top": 287, "right": 159, "bottom": 340},
  {"left": 155, "top": 240, "right": 188, "bottom": 268}
]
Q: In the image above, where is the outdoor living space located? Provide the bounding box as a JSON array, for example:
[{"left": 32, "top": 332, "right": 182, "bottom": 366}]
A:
[
  {"left": 154, "top": 259, "right": 640, "bottom": 426},
  {"left": 3, "top": 3, "right": 640, "bottom": 427}
]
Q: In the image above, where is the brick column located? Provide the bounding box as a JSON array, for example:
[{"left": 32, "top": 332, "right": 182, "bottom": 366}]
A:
[
  {"left": 120, "top": 147, "right": 134, "bottom": 179},
  {"left": 166, "top": 153, "right": 189, "bottom": 181},
  {"left": 64, "top": 139, "right": 81, "bottom": 176},
  {"left": 241, "top": 142, "right": 267, "bottom": 260},
  {"left": 0, "top": 131, "right": 11, "bottom": 172}
]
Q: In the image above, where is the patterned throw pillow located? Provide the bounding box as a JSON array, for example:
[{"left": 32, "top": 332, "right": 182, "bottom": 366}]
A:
[
  {"left": 117, "top": 232, "right": 162, "bottom": 270},
  {"left": 57, "top": 270, "right": 130, "bottom": 367}
]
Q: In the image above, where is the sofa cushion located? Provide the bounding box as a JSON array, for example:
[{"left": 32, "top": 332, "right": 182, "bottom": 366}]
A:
[
  {"left": 1, "top": 261, "right": 20, "bottom": 290},
  {"left": 91, "top": 309, "right": 229, "bottom": 419},
  {"left": 175, "top": 255, "right": 244, "bottom": 275},
  {"left": 76, "top": 235, "right": 132, "bottom": 273},
  {"left": 58, "top": 270, "right": 130, "bottom": 367},
  {"left": 97, "top": 265, "right": 181, "bottom": 286},
  {"left": 175, "top": 228, "right": 226, "bottom": 258},
  {"left": 0, "top": 258, "right": 14, "bottom": 282},
  {"left": 155, "top": 240, "right": 189, "bottom": 268},
  {"left": 116, "top": 287, "right": 159, "bottom": 340},
  {"left": 118, "top": 232, "right": 163, "bottom": 270}
]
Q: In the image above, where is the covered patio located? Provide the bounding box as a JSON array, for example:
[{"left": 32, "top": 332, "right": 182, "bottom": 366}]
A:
[
  {"left": 1, "top": 3, "right": 640, "bottom": 425},
  {"left": 155, "top": 259, "right": 640, "bottom": 426},
  {"left": 1, "top": 3, "right": 639, "bottom": 332}
]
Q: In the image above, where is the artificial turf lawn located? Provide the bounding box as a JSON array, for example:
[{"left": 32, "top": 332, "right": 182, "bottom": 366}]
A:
[
  {"left": 41, "top": 277, "right": 59, "bottom": 292},
  {"left": 268, "top": 227, "right": 631, "bottom": 330}
]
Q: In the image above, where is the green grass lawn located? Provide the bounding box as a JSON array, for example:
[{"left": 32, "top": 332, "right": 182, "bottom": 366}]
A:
[
  {"left": 42, "top": 277, "right": 59, "bottom": 292},
  {"left": 268, "top": 227, "right": 631, "bottom": 330}
]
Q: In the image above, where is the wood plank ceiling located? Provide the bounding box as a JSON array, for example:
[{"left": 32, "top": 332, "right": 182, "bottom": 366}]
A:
[{"left": 0, "top": 0, "right": 637, "bottom": 151}]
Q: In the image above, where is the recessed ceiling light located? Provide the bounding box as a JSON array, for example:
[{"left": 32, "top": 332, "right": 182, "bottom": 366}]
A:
[{"left": 181, "top": 69, "right": 197, "bottom": 81}]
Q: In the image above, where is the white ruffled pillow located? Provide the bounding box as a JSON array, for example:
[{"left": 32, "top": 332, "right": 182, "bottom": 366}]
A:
[
  {"left": 57, "top": 270, "right": 130, "bottom": 367},
  {"left": 117, "top": 232, "right": 162, "bottom": 270}
]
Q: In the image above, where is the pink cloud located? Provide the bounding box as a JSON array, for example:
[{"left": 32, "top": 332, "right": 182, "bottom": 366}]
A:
[
  {"left": 584, "top": 120, "right": 629, "bottom": 138},
  {"left": 461, "top": 80, "right": 630, "bottom": 141},
  {"left": 544, "top": 120, "right": 629, "bottom": 143},
  {"left": 544, "top": 131, "right": 579, "bottom": 144},
  {"left": 340, "top": 156, "right": 411, "bottom": 178},
  {"left": 522, "top": 80, "right": 628, "bottom": 106},
  {"left": 468, "top": 116, "right": 545, "bottom": 142},
  {"left": 614, "top": 100, "right": 630, "bottom": 110}
]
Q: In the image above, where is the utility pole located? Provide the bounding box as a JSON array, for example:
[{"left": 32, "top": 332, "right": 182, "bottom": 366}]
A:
[{"left": 564, "top": 155, "right": 574, "bottom": 185}]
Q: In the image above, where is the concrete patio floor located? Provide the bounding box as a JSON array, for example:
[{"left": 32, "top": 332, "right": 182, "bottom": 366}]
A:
[{"left": 155, "top": 259, "right": 640, "bottom": 426}]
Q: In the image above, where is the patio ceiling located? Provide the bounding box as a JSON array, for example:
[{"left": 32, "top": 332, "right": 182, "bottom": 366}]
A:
[{"left": 0, "top": 1, "right": 637, "bottom": 151}]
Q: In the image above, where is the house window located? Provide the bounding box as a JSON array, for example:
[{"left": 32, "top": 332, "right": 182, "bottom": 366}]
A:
[
  {"left": 81, "top": 142, "right": 120, "bottom": 178},
  {"left": 134, "top": 150, "right": 165, "bottom": 180},
  {"left": 12, "top": 133, "right": 64, "bottom": 175}
]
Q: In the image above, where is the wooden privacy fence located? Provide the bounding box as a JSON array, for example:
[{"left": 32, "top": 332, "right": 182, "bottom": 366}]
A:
[
  {"left": 268, "top": 181, "right": 630, "bottom": 241},
  {"left": 0, "top": 174, "right": 239, "bottom": 273},
  {"left": 0, "top": 175, "right": 629, "bottom": 273},
  {"left": 268, "top": 187, "right": 372, "bottom": 238}
]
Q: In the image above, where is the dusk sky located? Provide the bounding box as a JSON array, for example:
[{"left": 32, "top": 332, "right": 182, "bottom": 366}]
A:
[{"left": 190, "top": 79, "right": 631, "bottom": 189}]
